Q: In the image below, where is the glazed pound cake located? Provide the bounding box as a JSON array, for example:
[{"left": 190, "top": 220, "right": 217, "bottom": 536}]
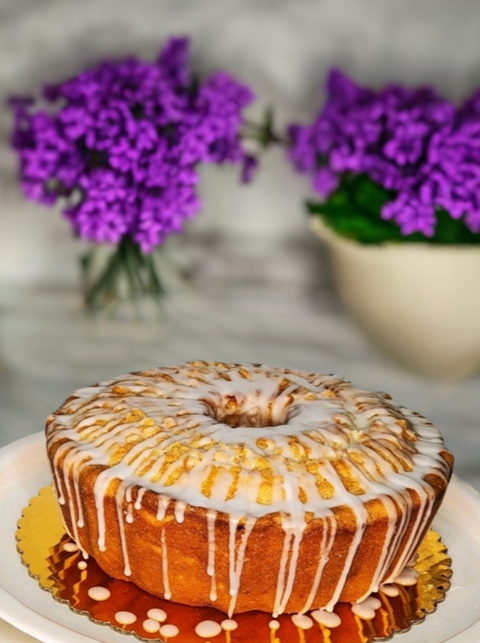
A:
[{"left": 46, "top": 362, "right": 453, "bottom": 616}]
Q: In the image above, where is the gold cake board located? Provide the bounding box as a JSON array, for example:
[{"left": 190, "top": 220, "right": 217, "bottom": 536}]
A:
[{"left": 16, "top": 487, "right": 452, "bottom": 643}]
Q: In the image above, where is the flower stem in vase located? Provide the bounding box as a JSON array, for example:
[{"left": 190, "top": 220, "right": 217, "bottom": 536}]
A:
[{"left": 81, "top": 237, "right": 165, "bottom": 316}]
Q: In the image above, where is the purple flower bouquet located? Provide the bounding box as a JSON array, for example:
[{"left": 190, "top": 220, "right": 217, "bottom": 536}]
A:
[
  {"left": 288, "top": 69, "right": 480, "bottom": 245},
  {"left": 10, "top": 37, "right": 255, "bottom": 312}
]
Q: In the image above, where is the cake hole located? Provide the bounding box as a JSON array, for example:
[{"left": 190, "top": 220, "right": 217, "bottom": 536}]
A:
[{"left": 204, "top": 395, "right": 289, "bottom": 428}]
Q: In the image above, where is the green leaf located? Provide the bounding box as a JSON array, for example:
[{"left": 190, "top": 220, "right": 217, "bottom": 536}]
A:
[
  {"left": 309, "top": 174, "right": 480, "bottom": 245},
  {"left": 145, "top": 253, "right": 165, "bottom": 297},
  {"left": 83, "top": 246, "right": 122, "bottom": 308},
  {"left": 120, "top": 239, "right": 146, "bottom": 298}
]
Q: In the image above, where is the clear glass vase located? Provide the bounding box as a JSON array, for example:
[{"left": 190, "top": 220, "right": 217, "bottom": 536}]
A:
[{"left": 80, "top": 238, "right": 166, "bottom": 320}]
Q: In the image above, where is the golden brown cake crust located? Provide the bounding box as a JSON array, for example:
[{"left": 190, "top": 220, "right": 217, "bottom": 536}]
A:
[{"left": 46, "top": 362, "right": 453, "bottom": 615}]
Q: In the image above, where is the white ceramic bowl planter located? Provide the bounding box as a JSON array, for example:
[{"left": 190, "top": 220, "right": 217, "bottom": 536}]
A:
[{"left": 311, "top": 217, "right": 480, "bottom": 381}]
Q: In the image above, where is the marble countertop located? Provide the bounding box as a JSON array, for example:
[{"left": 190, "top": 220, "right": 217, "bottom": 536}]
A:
[{"left": 1, "top": 259, "right": 479, "bottom": 489}]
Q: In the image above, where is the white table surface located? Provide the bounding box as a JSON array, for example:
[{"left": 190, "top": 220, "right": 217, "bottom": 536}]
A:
[{"left": 2, "top": 1, "right": 480, "bottom": 640}]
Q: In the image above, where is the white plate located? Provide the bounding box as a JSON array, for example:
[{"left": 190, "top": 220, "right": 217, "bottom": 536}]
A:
[
  {"left": 0, "top": 433, "right": 479, "bottom": 643},
  {"left": 0, "top": 617, "right": 40, "bottom": 643}
]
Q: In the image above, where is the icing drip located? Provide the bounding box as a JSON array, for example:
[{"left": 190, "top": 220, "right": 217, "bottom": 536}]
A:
[
  {"left": 275, "top": 519, "right": 306, "bottom": 616},
  {"left": 291, "top": 614, "right": 314, "bottom": 630},
  {"left": 221, "top": 619, "right": 238, "bottom": 631},
  {"left": 73, "top": 472, "right": 84, "bottom": 528},
  {"left": 88, "top": 586, "right": 110, "bottom": 601},
  {"left": 383, "top": 478, "right": 432, "bottom": 584},
  {"left": 206, "top": 509, "right": 217, "bottom": 601},
  {"left": 365, "top": 496, "right": 397, "bottom": 593},
  {"left": 380, "top": 584, "right": 400, "bottom": 597},
  {"left": 174, "top": 500, "right": 186, "bottom": 523},
  {"left": 195, "top": 620, "right": 222, "bottom": 638},
  {"left": 273, "top": 528, "right": 293, "bottom": 617},
  {"left": 352, "top": 596, "right": 382, "bottom": 620},
  {"left": 63, "top": 542, "right": 79, "bottom": 552},
  {"left": 135, "top": 488, "right": 146, "bottom": 510},
  {"left": 93, "top": 470, "right": 111, "bottom": 552},
  {"left": 394, "top": 567, "right": 419, "bottom": 586},
  {"left": 227, "top": 516, "right": 256, "bottom": 616},
  {"left": 143, "top": 619, "right": 160, "bottom": 633},
  {"left": 46, "top": 362, "right": 452, "bottom": 616},
  {"left": 60, "top": 451, "right": 87, "bottom": 557},
  {"left": 147, "top": 608, "right": 167, "bottom": 622},
  {"left": 301, "top": 514, "right": 336, "bottom": 613},
  {"left": 325, "top": 495, "right": 368, "bottom": 611},
  {"left": 115, "top": 483, "right": 131, "bottom": 576},
  {"left": 115, "top": 611, "right": 137, "bottom": 625},
  {"left": 311, "top": 610, "right": 341, "bottom": 628},
  {"left": 77, "top": 561, "right": 87, "bottom": 570},
  {"left": 159, "top": 624, "right": 179, "bottom": 638},
  {"left": 157, "top": 496, "right": 170, "bottom": 521},
  {"left": 161, "top": 528, "right": 172, "bottom": 599}
]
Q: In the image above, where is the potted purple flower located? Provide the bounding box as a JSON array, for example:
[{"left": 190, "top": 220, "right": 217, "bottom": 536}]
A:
[
  {"left": 288, "top": 70, "right": 480, "bottom": 380},
  {"left": 10, "top": 37, "right": 255, "bottom": 315}
]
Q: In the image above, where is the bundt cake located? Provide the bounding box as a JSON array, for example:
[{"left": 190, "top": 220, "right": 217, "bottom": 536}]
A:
[{"left": 46, "top": 361, "right": 453, "bottom": 616}]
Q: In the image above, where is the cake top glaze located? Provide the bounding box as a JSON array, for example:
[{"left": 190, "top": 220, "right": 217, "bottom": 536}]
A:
[{"left": 46, "top": 361, "right": 452, "bottom": 521}]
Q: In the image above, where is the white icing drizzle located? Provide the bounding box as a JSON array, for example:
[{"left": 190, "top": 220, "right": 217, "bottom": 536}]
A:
[
  {"left": 227, "top": 516, "right": 256, "bottom": 616},
  {"left": 195, "top": 620, "right": 222, "bottom": 638},
  {"left": 135, "top": 487, "right": 147, "bottom": 510},
  {"left": 72, "top": 468, "right": 84, "bottom": 529},
  {"left": 291, "top": 614, "right": 314, "bottom": 630},
  {"left": 116, "top": 482, "right": 131, "bottom": 576},
  {"left": 161, "top": 528, "right": 172, "bottom": 600},
  {"left": 364, "top": 495, "right": 397, "bottom": 593},
  {"left": 324, "top": 492, "right": 368, "bottom": 611},
  {"left": 278, "top": 520, "right": 306, "bottom": 615},
  {"left": 206, "top": 509, "right": 217, "bottom": 601},
  {"left": 93, "top": 470, "right": 111, "bottom": 553},
  {"left": 114, "top": 611, "right": 137, "bottom": 625},
  {"left": 88, "top": 586, "right": 111, "bottom": 601},
  {"left": 311, "top": 610, "right": 342, "bottom": 628},
  {"left": 59, "top": 451, "right": 87, "bottom": 557},
  {"left": 157, "top": 496, "right": 170, "bottom": 521},
  {"left": 352, "top": 596, "right": 382, "bottom": 620},
  {"left": 46, "top": 362, "right": 452, "bottom": 616},
  {"left": 273, "top": 529, "right": 293, "bottom": 617},
  {"left": 174, "top": 500, "right": 186, "bottom": 523},
  {"left": 78, "top": 561, "right": 88, "bottom": 570},
  {"left": 390, "top": 484, "right": 431, "bottom": 582},
  {"left": 407, "top": 551, "right": 419, "bottom": 566},
  {"left": 269, "top": 619, "right": 280, "bottom": 630},
  {"left": 63, "top": 542, "right": 79, "bottom": 552},
  {"left": 301, "top": 514, "right": 336, "bottom": 613}
]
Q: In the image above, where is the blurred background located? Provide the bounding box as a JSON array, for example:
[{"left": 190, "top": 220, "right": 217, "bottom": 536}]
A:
[{"left": 0, "top": 0, "right": 479, "bottom": 495}]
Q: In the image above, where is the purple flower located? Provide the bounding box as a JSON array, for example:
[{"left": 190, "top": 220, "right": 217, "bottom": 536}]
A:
[
  {"left": 287, "top": 69, "right": 480, "bottom": 237},
  {"left": 313, "top": 167, "right": 339, "bottom": 197},
  {"left": 157, "top": 37, "right": 191, "bottom": 87},
  {"left": 10, "top": 37, "right": 255, "bottom": 251}
]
